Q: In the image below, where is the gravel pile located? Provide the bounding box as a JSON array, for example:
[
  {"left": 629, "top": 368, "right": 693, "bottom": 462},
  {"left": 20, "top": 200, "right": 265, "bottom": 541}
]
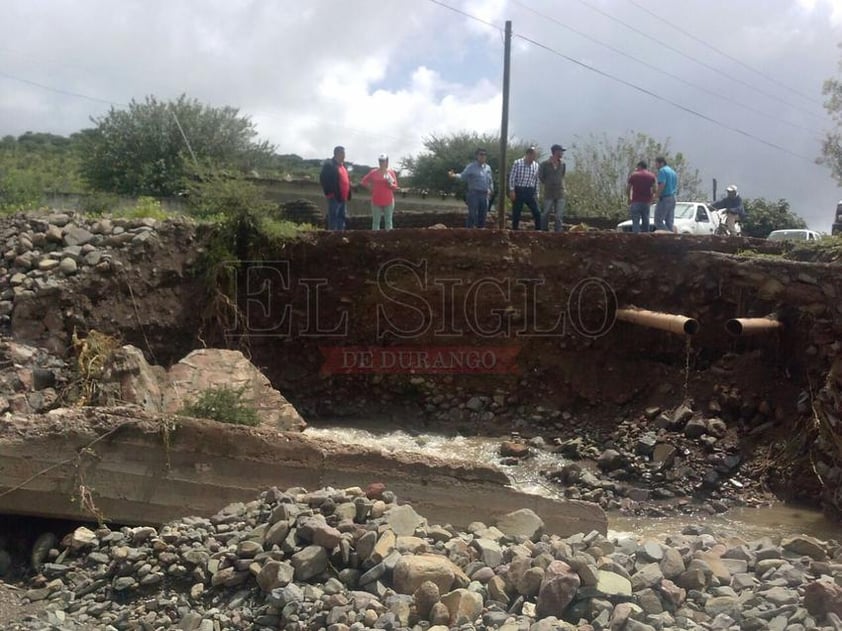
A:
[{"left": 8, "top": 485, "right": 842, "bottom": 631}]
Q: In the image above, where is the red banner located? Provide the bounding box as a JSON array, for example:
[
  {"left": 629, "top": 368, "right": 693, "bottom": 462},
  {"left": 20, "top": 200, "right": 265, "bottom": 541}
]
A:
[{"left": 319, "top": 345, "right": 521, "bottom": 375}]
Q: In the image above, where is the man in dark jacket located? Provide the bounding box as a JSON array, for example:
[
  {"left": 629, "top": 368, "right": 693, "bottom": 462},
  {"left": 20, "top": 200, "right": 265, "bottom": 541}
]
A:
[
  {"left": 319, "top": 146, "right": 352, "bottom": 230},
  {"left": 711, "top": 184, "right": 745, "bottom": 236}
]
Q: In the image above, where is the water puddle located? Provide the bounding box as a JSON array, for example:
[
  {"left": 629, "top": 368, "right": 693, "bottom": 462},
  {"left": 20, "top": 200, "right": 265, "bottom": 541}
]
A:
[{"left": 304, "top": 422, "right": 839, "bottom": 540}]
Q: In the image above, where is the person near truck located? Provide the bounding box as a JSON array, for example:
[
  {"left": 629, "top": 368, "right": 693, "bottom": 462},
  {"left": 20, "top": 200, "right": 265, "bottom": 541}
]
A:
[
  {"left": 627, "top": 160, "right": 657, "bottom": 233},
  {"left": 319, "top": 145, "right": 352, "bottom": 230},
  {"left": 711, "top": 185, "right": 745, "bottom": 236},
  {"left": 654, "top": 156, "right": 678, "bottom": 232}
]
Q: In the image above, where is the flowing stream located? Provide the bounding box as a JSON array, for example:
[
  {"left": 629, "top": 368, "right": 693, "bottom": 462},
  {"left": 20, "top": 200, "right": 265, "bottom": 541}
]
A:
[{"left": 303, "top": 422, "right": 839, "bottom": 542}]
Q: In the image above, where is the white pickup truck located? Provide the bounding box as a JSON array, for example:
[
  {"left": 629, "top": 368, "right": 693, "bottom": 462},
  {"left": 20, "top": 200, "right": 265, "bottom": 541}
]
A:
[{"left": 617, "top": 201, "right": 729, "bottom": 235}]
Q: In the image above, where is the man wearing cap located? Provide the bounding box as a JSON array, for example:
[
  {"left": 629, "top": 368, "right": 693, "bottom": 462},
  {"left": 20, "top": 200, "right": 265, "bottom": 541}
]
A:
[
  {"left": 319, "top": 146, "right": 352, "bottom": 230},
  {"left": 361, "top": 154, "right": 399, "bottom": 230},
  {"left": 538, "top": 144, "right": 567, "bottom": 232},
  {"left": 448, "top": 148, "right": 494, "bottom": 228},
  {"left": 508, "top": 146, "right": 541, "bottom": 230},
  {"left": 711, "top": 185, "right": 745, "bottom": 236}
]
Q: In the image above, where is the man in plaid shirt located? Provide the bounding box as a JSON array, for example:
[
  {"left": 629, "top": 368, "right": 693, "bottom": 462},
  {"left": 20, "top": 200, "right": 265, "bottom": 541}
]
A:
[{"left": 508, "top": 146, "right": 541, "bottom": 230}]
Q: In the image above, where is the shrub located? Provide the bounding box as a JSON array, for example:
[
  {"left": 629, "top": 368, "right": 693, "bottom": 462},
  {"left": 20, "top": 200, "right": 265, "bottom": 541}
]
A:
[
  {"left": 80, "top": 192, "right": 120, "bottom": 216},
  {"left": 179, "top": 386, "right": 260, "bottom": 426},
  {"left": 122, "top": 196, "right": 169, "bottom": 220}
]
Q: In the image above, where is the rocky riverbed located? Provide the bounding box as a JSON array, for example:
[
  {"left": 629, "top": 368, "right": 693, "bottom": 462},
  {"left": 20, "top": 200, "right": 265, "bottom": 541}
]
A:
[{"left": 2, "top": 485, "right": 842, "bottom": 630}]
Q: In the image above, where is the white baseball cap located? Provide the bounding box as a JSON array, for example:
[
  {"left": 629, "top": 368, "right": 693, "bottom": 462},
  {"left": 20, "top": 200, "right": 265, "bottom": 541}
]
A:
[{"left": 378, "top": 153, "right": 389, "bottom": 161}]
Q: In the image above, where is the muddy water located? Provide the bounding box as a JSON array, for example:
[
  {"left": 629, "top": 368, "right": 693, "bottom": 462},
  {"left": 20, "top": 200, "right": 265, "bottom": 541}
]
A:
[{"left": 304, "top": 423, "right": 839, "bottom": 542}]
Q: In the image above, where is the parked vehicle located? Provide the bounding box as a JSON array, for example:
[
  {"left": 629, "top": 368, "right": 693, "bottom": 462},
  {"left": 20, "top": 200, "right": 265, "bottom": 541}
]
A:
[
  {"left": 616, "top": 201, "right": 729, "bottom": 235},
  {"left": 767, "top": 229, "right": 822, "bottom": 241}
]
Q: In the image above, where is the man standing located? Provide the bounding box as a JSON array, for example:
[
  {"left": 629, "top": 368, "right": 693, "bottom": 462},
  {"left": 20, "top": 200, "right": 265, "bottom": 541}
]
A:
[
  {"left": 654, "top": 156, "right": 678, "bottom": 232},
  {"left": 448, "top": 148, "right": 494, "bottom": 228},
  {"left": 319, "top": 146, "right": 352, "bottom": 230},
  {"left": 539, "top": 144, "right": 567, "bottom": 232},
  {"left": 627, "top": 160, "right": 656, "bottom": 233},
  {"left": 508, "top": 146, "right": 541, "bottom": 230}
]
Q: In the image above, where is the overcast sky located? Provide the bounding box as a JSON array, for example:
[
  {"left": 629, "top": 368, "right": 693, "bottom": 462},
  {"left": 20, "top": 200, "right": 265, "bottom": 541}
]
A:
[{"left": 2, "top": 0, "right": 842, "bottom": 229}]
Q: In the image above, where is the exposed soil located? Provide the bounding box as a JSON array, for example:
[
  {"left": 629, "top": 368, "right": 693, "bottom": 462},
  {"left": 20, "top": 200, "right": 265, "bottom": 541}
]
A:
[{"left": 1, "top": 214, "right": 840, "bottom": 600}]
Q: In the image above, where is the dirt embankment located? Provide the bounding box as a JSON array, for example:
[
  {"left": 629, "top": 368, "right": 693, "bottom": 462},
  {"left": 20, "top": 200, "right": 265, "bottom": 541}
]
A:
[{"left": 1, "top": 211, "right": 841, "bottom": 518}]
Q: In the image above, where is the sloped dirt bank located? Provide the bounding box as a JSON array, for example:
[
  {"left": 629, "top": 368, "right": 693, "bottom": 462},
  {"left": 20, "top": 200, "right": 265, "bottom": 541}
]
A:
[{"left": 1, "top": 211, "right": 841, "bottom": 519}]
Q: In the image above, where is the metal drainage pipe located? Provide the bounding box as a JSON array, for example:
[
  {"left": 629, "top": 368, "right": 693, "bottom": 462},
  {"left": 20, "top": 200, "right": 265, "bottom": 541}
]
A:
[
  {"left": 616, "top": 306, "right": 700, "bottom": 336},
  {"left": 725, "top": 315, "right": 782, "bottom": 337}
]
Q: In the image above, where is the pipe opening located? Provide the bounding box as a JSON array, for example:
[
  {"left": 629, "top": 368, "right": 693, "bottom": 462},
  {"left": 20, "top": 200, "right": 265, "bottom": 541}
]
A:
[
  {"left": 725, "top": 316, "right": 782, "bottom": 337},
  {"left": 725, "top": 319, "right": 744, "bottom": 337},
  {"left": 683, "top": 319, "right": 701, "bottom": 336}
]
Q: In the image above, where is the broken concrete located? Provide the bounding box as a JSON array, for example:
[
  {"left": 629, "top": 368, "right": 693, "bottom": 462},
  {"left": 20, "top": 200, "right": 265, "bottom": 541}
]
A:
[{"left": 0, "top": 407, "right": 607, "bottom": 536}]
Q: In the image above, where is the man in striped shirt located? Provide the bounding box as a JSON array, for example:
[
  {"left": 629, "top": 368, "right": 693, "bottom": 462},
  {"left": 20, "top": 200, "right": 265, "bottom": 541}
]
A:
[{"left": 508, "top": 146, "right": 541, "bottom": 230}]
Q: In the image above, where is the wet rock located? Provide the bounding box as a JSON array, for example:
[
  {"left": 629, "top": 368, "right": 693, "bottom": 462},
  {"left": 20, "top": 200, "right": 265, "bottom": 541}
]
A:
[
  {"left": 781, "top": 535, "right": 827, "bottom": 561},
  {"left": 500, "top": 441, "right": 531, "bottom": 458},
  {"left": 683, "top": 418, "right": 707, "bottom": 439},
  {"left": 636, "top": 432, "right": 658, "bottom": 456},
  {"left": 597, "top": 449, "right": 626, "bottom": 471},
  {"left": 652, "top": 443, "right": 677, "bottom": 468}
]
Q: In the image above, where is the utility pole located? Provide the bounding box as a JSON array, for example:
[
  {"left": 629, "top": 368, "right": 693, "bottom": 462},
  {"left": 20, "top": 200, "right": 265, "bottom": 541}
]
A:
[{"left": 498, "top": 20, "right": 512, "bottom": 230}]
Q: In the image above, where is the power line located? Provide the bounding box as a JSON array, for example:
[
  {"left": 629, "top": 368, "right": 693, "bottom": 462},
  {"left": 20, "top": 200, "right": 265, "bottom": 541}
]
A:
[
  {"left": 512, "top": 32, "right": 812, "bottom": 161},
  {"left": 570, "top": 0, "right": 827, "bottom": 123},
  {"left": 0, "top": 70, "right": 126, "bottom": 107},
  {"left": 509, "top": 0, "right": 823, "bottom": 138},
  {"left": 425, "top": 0, "right": 503, "bottom": 32},
  {"left": 624, "top": 0, "right": 823, "bottom": 107},
  {"left": 424, "top": 0, "right": 813, "bottom": 161}
]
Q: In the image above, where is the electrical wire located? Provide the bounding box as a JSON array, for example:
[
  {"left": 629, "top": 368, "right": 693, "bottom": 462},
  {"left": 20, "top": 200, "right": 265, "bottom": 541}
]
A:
[
  {"left": 624, "top": 0, "right": 823, "bottom": 106},
  {"left": 570, "top": 0, "right": 827, "bottom": 123},
  {"left": 424, "top": 0, "right": 814, "bottom": 161},
  {"left": 0, "top": 70, "right": 126, "bottom": 107},
  {"left": 513, "top": 32, "right": 812, "bottom": 161},
  {"left": 509, "top": 0, "right": 823, "bottom": 137}
]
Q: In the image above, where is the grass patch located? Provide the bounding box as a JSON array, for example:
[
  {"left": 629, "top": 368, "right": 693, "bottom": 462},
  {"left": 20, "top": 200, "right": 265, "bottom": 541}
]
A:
[
  {"left": 259, "top": 216, "right": 316, "bottom": 241},
  {"left": 179, "top": 386, "right": 260, "bottom": 426}
]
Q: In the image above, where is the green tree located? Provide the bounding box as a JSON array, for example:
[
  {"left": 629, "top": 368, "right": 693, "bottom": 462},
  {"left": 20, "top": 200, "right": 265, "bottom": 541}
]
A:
[
  {"left": 401, "top": 131, "right": 536, "bottom": 194},
  {"left": 565, "top": 132, "right": 703, "bottom": 220},
  {"left": 821, "top": 50, "right": 842, "bottom": 184},
  {"left": 79, "top": 95, "right": 275, "bottom": 197},
  {"left": 0, "top": 132, "right": 86, "bottom": 211},
  {"left": 741, "top": 198, "right": 807, "bottom": 238}
]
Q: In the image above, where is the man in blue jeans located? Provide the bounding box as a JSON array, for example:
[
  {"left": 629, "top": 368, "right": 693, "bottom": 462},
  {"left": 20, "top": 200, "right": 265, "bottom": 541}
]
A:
[
  {"left": 508, "top": 146, "right": 541, "bottom": 230},
  {"left": 449, "top": 148, "right": 494, "bottom": 228},
  {"left": 319, "top": 146, "right": 352, "bottom": 230},
  {"left": 627, "top": 160, "right": 656, "bottom": 233},
  {"left": 654, "top": 156, "right": 678, "bottom": 232}
]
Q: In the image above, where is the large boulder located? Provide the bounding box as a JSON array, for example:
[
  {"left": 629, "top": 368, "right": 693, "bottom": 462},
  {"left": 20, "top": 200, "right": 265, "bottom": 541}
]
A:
[{"left": 104, "top": 346, "right": 305, "bottom": 431}]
